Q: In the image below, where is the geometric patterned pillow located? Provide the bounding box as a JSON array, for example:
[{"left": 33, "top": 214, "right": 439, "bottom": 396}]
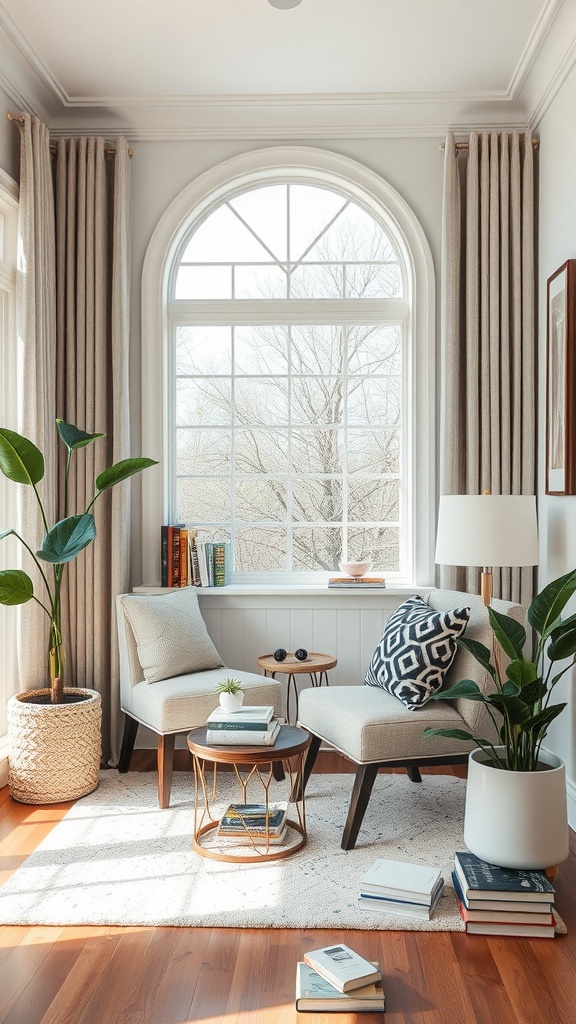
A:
[{"left": 364, "top": 595, "right": 470, "bottom": 710}]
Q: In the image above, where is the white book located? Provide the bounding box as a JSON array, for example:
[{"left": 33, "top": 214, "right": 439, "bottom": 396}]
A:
[
  {"left": 303, "top": 944, "right": 381, "bottom": 994},
  {"left": 295, "top": 962, "right": 385, "bottom": 1013},
  {"left": 206, "top": 719, "right": 281, "bottom": 746},
  {"left": 360, "top": 857, "right": 443, "bottom": 902},
  {"left": 357, "top": 879, "right": 444, "bottom": 920},
  {"left": 207, "top": 705, "right": 275, "bottom": 724}
]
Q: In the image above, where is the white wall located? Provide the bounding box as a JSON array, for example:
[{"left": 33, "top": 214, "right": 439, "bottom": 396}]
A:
[
  {"left": 537, "top": 62, "right": 576, "bottom": 828},
  {"left": 0, "top": 87, "right": 20, "bottom": 182}
]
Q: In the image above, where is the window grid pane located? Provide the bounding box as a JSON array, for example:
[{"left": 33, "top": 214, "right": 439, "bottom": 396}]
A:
[{"left": 175, "top": 321, "right": 403, "bottom": 574}]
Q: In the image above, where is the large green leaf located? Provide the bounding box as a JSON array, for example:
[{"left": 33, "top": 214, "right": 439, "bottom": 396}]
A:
[
  {"left": 0, "top": 569, "right": 34, "bottom": 605},
  {"left": 487, "top": 694, "right": 531, "bottom": 724},
  {"left": 56, "top": 419, "right": 105, "bottom": 451},
  {"left": 548, "top": 626, "right": 576, "bottom": 662},
  {"left": 429, "top": 679, "right": 485, "bottom": 702},
  {"left": 36, "top": 514, "right": 96, "bottom": 564},
  {"left": 488, "top": 607, "right": 526, "bottom": 661},
  {"left": 0, "top": 428, "right": 44, "bottom": 485},
  {"left": 518, "top": 678, "right": 547, "bottom": 706},
  {"left": 526, "top": 703, "right": 566, "bottom": 735},
  {"left": 456, "top": 636, "right": 497, "bottom": 679},
  {"left": 506, "top": 659, "right": 537, "bottom": 689},
  {"left": 95, "top": 457, "right": 158, "bottom": 493},
  {"left": 423, "top": 727, "right": 476, "bottom": 741},
  {"left": 528, "top": 569, "right": 576, "bottom": 638}
]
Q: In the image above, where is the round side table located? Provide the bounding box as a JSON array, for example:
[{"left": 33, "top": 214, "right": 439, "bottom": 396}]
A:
[
  {"left": 257, "top": 652, "right": 337, "bottom": 724},
  {"left": 187, "top": 724, "right": 311, "bottom": 863}
]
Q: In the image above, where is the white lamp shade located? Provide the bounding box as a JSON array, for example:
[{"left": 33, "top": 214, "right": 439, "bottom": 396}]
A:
[{"left": 435, "top": 494, "right": 539, "bottom": 568}]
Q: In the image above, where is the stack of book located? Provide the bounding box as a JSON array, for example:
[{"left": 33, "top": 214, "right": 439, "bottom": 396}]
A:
[
  {"left": 328, "top": 576, "right": 386, "bottom": 588},
  {"left": 160, "top": 528, "right": 231, "bottom": 588},
  {"left": 452, "top": 850, "right": 557, "bottom": 937},
  {"left": 217, "top": 802, "right": 288, "bottom": 845},
  {"left": 205, "top": 705, "right": 281, "bottom": 746},
  {"left": 296, "top": 944, "right": 385, "bottom": 1014},
  {"left": 357, "top": 857, "right": 444, "bottom": 920}
]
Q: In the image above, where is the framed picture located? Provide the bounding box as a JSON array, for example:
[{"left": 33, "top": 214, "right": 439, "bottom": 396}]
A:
[{"left": 546, "top": 260, "right": 576, "bottom": 495}]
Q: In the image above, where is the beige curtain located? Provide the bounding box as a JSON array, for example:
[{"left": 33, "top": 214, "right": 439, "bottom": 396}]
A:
[
  {"left": 16, "top": 116, "right": 132, "bottom": 763},
  {"left": 16, "top": 116, "right": 57, "bottom": 695},
  {"left": 439, "top": 131, "right": 536, "bottom": 606}
]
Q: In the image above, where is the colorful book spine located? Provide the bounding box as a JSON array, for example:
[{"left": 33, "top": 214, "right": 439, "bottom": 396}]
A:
[
  {"left": 160, "top": 525, "right": 169, "bottom": 587},
  {"left": 213, "top": 541, "right": 231, "bottom": 586},
  {"left": 179, "top": 528, "right": 188, "bottom": 586}
]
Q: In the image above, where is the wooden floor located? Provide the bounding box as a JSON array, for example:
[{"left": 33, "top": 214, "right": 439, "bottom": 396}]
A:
[{"left": 0, "top": 755, "right": 575, "bottom": 1024}]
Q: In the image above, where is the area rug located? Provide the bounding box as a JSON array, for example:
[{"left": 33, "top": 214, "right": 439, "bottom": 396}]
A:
[{"left": 0, "top": 770, "right": 558, "bottom": 932}]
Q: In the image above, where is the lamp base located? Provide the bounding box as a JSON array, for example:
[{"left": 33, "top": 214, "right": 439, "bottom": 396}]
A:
[{"left": 480, "top": 570, "right": 493, "bottom": 607}]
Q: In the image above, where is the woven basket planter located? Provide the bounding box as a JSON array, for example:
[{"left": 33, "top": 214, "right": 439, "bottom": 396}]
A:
[{"left": 7, "top": 688, "right": 102, "bottom": 804}]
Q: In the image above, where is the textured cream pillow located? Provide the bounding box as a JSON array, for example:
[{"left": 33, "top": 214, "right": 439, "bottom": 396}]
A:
[{"left": 120, "top": 589, "right": 223, "bottom": 683}]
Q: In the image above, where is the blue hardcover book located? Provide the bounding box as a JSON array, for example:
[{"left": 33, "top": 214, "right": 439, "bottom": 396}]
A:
[{"left": 454, "top": 852, "right": 555, "bottom": 903}]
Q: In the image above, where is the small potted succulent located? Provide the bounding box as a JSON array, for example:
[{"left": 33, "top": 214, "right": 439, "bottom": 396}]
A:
[{"left": 215, "top": 677, "right": 245, "bottom": 713}]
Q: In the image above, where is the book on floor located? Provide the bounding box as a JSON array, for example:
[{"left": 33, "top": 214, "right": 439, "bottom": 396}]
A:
[
  {"left": 302, "top": 944, "right": 381, "bottom": 993},
  {"left": 455, "top": 895, "right": 554, "bottom": 926},
  {"left": 452, "top": 871, "right": 554, "bottom": 917},
  {"left": 207, "top": 705, "right": 275, "bottom": 729},
  {"left": 357, "top": 877, "right": 444, "bottom": 921},
  {"left": 206, "top": 719, "right": 281, "bottom": 746},
  {"left": 464, "top": 919, "right": 556, "bottom": 938},
  {"left": 454, "top": 851, "right": 555, "bottom": 903},
  {"left": 295, "top": 961, "right": 385, "bottom": 1013},
  {"left": 360, "top": 857, "right": 444, "bottom": 903}
]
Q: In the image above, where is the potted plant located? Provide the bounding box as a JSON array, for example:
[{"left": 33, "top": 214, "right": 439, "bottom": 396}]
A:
[
  {"left": 215, "top": 677, "right": 245, "bottom": 713},
  {"left": 424, "top": 569, "right": 576, "bottom": 868},
  {"left": 0, "top": 420, "right": 157, "bottom": 804}
]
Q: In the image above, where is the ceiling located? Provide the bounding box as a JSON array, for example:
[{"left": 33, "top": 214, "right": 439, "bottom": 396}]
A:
[{"left": 0, "top": 0, "right": 574, "bottom": 138}]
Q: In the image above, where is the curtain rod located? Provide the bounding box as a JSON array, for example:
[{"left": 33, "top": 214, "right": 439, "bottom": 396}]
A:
[
  {"left": 7, "top": 112, "right": 133, "bottom": 158},
  {"left": 440, "top": 137, "right": 539, "bottom": 151}
]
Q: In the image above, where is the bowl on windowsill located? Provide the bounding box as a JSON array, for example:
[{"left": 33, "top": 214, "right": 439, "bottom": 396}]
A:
[{"left": 338, "top": 560, "right": 373, "bottom": 579}]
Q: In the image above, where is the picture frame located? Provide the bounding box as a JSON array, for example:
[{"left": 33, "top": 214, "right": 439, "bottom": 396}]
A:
[{"left": 545, "top": 260, "right": 576, "bottom": 495}]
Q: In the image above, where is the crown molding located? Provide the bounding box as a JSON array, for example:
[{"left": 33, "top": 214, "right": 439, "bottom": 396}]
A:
[{"left": 0, "top": 0, "right": 574, "bottom": 141}]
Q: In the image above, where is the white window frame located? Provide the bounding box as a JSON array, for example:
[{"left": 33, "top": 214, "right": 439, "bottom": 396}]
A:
[
  {"left": 141, "top": 147, "right": 435, "bottom": 588},
  {"left": 0, "top": 168, "right": 19, "bottom": 778}
]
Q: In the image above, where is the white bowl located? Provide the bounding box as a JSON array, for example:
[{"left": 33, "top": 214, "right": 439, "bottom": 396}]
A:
[{"left": 338, "top": 560, "right": 373, "bottom": 578}]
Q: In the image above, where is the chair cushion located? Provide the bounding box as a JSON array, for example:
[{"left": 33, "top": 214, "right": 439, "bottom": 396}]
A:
[
  {"left": 119, "top": 589, "right": 223, "bottom": 683},
  {"left": 129, "top": 668, "right": 283, "bottom": 733},
  {"left": 364, "top": 595, "right": 470, "bottom": 709},
  {"left": 297, "top": 685, "right": 473, "bottom": 763}
]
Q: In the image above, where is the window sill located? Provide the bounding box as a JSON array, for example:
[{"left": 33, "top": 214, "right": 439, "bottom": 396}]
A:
[{"left": 135, "top": 584, "right": 433, "bottom": 598}]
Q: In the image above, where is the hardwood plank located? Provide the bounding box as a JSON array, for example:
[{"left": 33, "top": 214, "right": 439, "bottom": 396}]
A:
[{"left": 0, "top": 773, "right": 575, "bottom": 1024}]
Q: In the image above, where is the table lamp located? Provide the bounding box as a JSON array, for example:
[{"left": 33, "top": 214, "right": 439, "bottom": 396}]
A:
[{"left": 435, "top": 494, "right": 539, "bottom": 605}]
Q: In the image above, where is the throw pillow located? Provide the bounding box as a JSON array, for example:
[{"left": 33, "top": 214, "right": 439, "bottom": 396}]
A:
[
  {"left": 120, "top": 588, "right": 223, "bottom": 683},
  {"left": 364, "top": 595, "right": 470, "bottom": 709}
]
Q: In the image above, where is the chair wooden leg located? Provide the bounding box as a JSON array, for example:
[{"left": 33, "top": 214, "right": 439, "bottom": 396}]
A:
[
  {"left": 158, "top": 734, "right": 176, "bottom": 809},
  {"left": 341, "top": 763, "right": 380, "bottom": 851},
  {"left": 291, "top": 732, "right": 322, "bottom": 801},
  {"left": 272, "top": 761, "right": 285, "bottom": 782},
  {"left": 118, "top": 714, "right": 139, "bottom": 773},
  {"left": 406, "top": 766, "right": 422, "bottom": 783}
]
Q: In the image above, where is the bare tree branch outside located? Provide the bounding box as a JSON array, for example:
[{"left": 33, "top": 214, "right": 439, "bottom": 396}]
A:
[{"left": 171, "top": 184, "right": 406, "bottom": 576}]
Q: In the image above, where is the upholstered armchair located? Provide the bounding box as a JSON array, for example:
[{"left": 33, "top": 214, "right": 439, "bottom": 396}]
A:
[
  {"left": 116, "top": 588, "right": 282, "bottom": 807},
  {"left": 297, "top": 588, "right": 524, "bottom": 850}
]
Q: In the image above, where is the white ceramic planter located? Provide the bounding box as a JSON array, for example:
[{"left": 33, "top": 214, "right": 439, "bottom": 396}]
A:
[
  {"left": 218, "top": 690, "right": 244, "bottom": 713},
  {"left": 464, "top": 746, "right": 569, "bottom": 870}
]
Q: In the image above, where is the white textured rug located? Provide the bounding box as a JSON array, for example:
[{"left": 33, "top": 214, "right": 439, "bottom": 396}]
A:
[{"left": 0, "top": 770, "right": 475, "bottom": 930}]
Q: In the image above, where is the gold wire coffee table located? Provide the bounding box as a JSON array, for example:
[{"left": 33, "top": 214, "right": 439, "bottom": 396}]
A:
[{"left": 187, "top": 724, "right": 311, "bottom": 863}]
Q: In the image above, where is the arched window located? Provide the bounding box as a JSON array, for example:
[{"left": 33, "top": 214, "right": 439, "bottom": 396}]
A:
[{"left": 141, "top": 149, "right": 435, "bottom": 586}]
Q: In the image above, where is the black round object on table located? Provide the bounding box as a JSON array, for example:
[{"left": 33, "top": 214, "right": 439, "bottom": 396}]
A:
[
  {"left": 295, "top": 648, "right": 308, "bottom": 661},
  {"left": 273, "top": 648, "right": 287, "bottom": 662}
]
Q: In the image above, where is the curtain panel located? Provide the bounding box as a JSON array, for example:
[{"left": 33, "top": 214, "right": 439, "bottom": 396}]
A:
[
  {"left": 439, "top": 131, "right": 536, "bottom": 606},
  {"left": 15, "top": 116, "right": 132, "bottom": 763}
]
